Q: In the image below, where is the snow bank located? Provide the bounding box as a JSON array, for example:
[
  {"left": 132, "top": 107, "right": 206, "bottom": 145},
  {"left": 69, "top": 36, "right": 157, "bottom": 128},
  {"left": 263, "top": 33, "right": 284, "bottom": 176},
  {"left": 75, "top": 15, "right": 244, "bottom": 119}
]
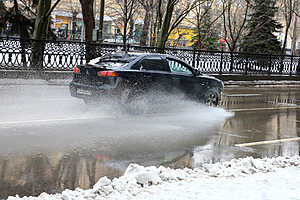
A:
[{"left": 7, "top": 156, "right": 300, "bottom": 200}]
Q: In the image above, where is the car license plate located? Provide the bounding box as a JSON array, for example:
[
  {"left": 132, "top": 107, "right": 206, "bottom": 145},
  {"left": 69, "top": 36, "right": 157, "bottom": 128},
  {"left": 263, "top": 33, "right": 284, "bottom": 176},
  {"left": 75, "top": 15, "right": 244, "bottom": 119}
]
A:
[{"left": 77, "top": 89, "right": 92, "bottom": 95}]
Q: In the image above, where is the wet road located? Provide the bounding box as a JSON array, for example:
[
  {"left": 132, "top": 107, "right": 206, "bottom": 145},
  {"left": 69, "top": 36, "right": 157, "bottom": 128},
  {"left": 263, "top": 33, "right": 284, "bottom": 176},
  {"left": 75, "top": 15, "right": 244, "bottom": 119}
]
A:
[{"left": 0, "top": 83, "right": 299, "bottom": 198}]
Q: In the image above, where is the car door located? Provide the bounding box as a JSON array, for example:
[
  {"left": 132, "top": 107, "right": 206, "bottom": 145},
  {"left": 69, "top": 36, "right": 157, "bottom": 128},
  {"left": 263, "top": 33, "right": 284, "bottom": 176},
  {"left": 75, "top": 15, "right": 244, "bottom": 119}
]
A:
[
  {"left": 133, "top": 55, "right": 173, "bottom": 94},
  {"left": 166, "top": 57, "right": 207, "bottom": 97}
]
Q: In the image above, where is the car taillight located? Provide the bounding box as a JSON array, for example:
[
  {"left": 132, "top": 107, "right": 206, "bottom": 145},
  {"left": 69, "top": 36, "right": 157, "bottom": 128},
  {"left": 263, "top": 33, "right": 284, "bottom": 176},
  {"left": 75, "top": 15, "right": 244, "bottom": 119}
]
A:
[
  {"left": 73, "top": 66, "right": 80, "bottom": 74},
  {"left": 97, "top": 71, "right": 118, "bottom": 77}
]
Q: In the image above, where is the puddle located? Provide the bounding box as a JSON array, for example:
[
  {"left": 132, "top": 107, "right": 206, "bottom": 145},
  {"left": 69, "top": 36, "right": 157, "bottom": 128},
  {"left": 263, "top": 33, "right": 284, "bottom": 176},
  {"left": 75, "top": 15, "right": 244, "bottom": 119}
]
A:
[{"left": 0, "top": 86, "right": 300, "bottom": 199}]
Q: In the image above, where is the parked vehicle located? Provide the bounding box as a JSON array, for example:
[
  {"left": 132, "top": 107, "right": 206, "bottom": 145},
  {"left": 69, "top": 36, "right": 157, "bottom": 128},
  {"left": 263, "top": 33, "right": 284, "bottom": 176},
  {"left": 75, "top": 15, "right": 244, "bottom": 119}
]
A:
[{"left": 69, "top": 52, "right": 224, "bottom": 107}]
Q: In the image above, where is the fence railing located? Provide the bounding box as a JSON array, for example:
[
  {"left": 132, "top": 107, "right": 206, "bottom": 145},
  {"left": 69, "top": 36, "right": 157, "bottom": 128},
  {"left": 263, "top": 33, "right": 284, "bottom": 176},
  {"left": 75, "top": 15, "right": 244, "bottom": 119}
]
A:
[{"left": 1, "top": 37, "right": 300, "bottom": 75}]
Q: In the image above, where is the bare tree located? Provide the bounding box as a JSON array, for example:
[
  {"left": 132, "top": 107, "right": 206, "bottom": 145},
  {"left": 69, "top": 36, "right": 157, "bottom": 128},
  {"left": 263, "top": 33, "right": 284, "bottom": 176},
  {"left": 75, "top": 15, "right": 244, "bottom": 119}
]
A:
[
  {"left": 79, "top": 0, "right": 95, "bottom": 43},
  {"left": 2, "top": 0, "right": 57, "bottom": 39},
  {"left": 278, "top": 0, "right": 296, "bottom": 54},
  {"left": 152, "top": 0, "right": 163, "bottom": 45},
  {"left": 290, "top": 1, "right": 299, "bottom": 55},
  {"left": 156, "top": 0, "right": 202, "bottom": 50},
  {"left": 278, "top": 0, "right": 300, "bottom": 55},
  {"left": 78, "top": 0, "right": 95, "bottom": 61},
  {"left": 66, "top": 0, "right": 81, "bottom": 40},
  {"left": 33, "top": 0, "right": 61, "bottom": 40},
  {"left": 222, "top": 0, "right": 249, "bottom": 52},
  {"left": 187, "top": 0, "right": 223, "bottom": 49},
  {"left": 138, "top": 0, "right": 154, "bottom": 46},
  {"left": 106, "top": 0, "right": 139, "bottom": 46},
  {"left": 31, "top": 0, "right": 61, "bottom": 69}
]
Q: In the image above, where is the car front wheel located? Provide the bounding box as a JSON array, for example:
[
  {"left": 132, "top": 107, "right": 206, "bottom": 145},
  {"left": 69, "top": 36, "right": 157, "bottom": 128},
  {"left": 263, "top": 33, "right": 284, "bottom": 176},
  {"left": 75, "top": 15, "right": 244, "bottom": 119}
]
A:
[{"left": 203, "top": 88, "right": 220, "bottom": 106}]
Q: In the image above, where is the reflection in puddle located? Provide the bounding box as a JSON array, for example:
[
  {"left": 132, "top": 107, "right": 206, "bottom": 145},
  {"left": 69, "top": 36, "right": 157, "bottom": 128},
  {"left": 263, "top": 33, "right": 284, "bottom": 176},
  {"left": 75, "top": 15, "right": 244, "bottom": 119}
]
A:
[
  {"left": 220, "top": 89, "right": 299, "bottom": 109},
  {"left": 193, "top": 98, "right": 300, "bottom": 167}
]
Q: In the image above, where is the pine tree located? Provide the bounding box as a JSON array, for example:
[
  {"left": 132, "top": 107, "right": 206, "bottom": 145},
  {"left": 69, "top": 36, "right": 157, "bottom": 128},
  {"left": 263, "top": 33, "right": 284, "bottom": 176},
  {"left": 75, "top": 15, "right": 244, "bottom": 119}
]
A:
[{"left": 240, "top": 0, "right": 282, "bottom": 54}]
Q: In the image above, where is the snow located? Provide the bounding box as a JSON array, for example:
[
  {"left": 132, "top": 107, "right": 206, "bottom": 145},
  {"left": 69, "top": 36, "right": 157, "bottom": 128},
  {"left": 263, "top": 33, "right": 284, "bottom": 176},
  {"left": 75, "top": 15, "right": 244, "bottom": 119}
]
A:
[{"left": 7, "top": 156, "right": 300, "bottom": 200}]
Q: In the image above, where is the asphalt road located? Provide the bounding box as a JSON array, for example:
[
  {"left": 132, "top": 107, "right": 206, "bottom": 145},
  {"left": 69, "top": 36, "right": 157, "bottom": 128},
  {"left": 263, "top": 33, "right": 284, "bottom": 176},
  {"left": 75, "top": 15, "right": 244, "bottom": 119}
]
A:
[{"left": 0, "top": 82, "right": 299, "bottom": 198}]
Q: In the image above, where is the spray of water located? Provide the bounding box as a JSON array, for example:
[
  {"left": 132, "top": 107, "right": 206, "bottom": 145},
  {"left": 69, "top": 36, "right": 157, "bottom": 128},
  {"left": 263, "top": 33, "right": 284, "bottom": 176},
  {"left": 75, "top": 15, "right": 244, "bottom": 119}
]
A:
[{"left": 0, "top": 85, "right": 234, "bottom": 154}]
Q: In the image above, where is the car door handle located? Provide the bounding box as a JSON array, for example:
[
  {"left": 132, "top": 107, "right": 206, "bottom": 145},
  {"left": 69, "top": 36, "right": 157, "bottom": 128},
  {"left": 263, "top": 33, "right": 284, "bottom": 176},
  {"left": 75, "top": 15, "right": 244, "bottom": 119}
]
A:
[{"left": 143, "top": 75, "right": 152, "bottom": 78}]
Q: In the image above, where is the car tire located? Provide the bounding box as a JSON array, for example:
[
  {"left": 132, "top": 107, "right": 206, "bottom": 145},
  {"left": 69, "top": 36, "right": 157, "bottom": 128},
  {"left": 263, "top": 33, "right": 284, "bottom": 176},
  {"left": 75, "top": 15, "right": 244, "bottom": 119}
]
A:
[
  {"left": 83, "top": 98, "right": 98, "bottom": 105},
  {"left": 120, "top": 87, "right": 132, "bottom": 104},
  {"left": 203, "top": 88, "right": 220, "bottom": 106},
  {"left": 118, "top": 81, "right": 148, "bottom": 114}
]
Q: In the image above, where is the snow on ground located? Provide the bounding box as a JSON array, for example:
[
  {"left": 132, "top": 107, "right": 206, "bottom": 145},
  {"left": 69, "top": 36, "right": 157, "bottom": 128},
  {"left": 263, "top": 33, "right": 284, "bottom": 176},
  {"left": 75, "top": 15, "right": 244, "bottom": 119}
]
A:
[{"left": 7, "top": 156, "right": 300, "bottom": 200}]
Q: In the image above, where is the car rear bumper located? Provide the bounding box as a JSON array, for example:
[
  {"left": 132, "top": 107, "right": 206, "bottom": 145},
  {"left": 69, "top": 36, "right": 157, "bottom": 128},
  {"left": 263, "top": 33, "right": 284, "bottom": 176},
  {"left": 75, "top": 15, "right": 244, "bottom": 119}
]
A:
[{"left": 69, "top": 81, "right": 118, "bottom": 99}]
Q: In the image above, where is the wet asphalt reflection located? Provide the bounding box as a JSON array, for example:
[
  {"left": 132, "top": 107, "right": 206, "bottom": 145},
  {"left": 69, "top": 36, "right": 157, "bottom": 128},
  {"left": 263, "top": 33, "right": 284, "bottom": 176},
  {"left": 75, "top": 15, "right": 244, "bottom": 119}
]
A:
[{"left": 0, "top": 84, "right": 299, "bottom": 198}]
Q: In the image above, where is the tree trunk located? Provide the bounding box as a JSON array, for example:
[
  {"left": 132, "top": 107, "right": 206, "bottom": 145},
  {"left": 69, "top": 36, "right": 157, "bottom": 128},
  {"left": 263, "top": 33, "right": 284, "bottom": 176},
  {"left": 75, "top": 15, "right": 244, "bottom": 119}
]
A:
[
  {"left": 156, "top": 0, "right": 174, "bottom": 51},
  {"left": 33, "top": 0, "right": 51, "bottom": 40},
  {"left": 291, "top": 15, "right": 298, "bottom": 55},
  {"left": 98, "top": 0, "right": 105, "bottom": 44},
  {"left": 140, "top": 0, "right": 153, "bottom": 46},
  {"left": 0, "top": 1, "right": 7, "bottom": 33},
  {"left": 31, "top": 0, "right": 51, "bottom": 69},
  {"left": 282, "top": 16, "right": 292, "bottom": 55},
  {"left": 140, "top": 8, "right": 150, "bottom": 46},
  {"left": 79, "top": 0, "right": 95, "bottom": 61},
  {"left": 122, "top": 0, "right": 128, "bottom": 48},
  {"left": 128, "top": 18, "right": 134, "bottom": 42},
  {"left": 123, "top": 21, "right": 128, "bottom": 49},
  {"left": 153, "top": 0, "right": 163, "bottom": 45},
  {"left": 291, "top": 1, "right": 299, "bottom": 56},
  {"left": 14, "top": 0, "right": 27, "bottom": 67}
]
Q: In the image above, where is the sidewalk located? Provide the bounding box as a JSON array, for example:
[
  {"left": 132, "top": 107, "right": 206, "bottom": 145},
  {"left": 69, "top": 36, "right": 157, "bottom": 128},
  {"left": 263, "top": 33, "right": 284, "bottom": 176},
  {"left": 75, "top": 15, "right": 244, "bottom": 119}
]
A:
[{"left": 224, "top": 80, "right": 300, "bottom": 88}]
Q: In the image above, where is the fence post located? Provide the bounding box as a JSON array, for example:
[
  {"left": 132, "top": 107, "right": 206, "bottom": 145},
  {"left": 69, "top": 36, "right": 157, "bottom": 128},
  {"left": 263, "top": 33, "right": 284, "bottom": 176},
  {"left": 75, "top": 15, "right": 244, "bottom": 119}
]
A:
[
  {"left": 297, "top": 56, "right": 300, "bottom": 75},
  {"left": 279, "top": 55, "right": 284, "bottom": 74},
  {"left": 219, "top": 49, "right": 223, "bottom": 74},
  {"left": 268, "top": 54, "right": 272, "bottom": 75},
  {"left": 192, "top": 49, "right": 196, "bottom": 68},
  {"left": 290, "top": 55, "right": 293, "bottom": 76},
  {"left": 229, "top": 52, "right": 233, "bottom": 72},
  {"left": 244, "top": 57, "right": 248, "bottom": 75}
]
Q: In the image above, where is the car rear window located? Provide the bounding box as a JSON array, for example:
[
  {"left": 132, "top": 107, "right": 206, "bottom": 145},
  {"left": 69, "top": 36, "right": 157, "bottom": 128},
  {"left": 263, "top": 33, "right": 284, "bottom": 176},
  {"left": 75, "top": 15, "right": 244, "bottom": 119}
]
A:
[
  {"left": 94, "top": 53, "right": 139, "bottom": 68},
  {"left": 136, "top": 56, "right": 170, "bottom": 72}
]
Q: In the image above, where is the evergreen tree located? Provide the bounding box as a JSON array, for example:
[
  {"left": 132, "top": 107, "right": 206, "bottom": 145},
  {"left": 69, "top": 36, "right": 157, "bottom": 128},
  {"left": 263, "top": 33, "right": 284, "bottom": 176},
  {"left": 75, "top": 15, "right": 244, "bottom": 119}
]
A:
[{"left": 240, "top": 0, "right": 282, "bottom": 54}]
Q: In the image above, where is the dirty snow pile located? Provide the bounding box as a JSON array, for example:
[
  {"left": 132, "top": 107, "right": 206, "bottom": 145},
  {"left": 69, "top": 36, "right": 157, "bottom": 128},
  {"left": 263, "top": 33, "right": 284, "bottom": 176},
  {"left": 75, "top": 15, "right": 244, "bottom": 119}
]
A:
[{"left": 8, "top": 156, "right": 300, "bottom": 200}]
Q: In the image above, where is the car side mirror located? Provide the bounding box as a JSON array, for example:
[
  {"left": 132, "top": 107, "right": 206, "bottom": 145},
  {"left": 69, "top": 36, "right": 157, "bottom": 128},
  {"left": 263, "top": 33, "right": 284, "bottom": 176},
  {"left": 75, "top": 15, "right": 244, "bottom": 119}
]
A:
[{"left": 194, "top": 70, "right": 201, "bottom": 76}]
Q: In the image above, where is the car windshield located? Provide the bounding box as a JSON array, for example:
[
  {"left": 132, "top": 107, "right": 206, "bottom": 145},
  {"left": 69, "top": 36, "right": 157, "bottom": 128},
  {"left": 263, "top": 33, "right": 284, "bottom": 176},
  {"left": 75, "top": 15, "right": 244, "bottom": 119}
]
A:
[{"left": 92, "top": 53, "right": 139, "bottom": 68}]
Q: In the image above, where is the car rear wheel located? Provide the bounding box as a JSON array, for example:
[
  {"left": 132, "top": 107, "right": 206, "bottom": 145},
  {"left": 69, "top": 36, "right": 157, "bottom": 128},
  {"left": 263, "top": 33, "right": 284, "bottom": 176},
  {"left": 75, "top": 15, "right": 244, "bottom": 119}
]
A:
[
  {"left": 120, "top": 87, "right": 132, "bottom": 104},
  {"left": 83, "top": 98, "right": 98, "bottom": 105},
  {"left": 203, "top": 88, "right": 220, "bottom": 106},
  {"left": 119, "top": 82, "right": 148, "bottom": 114}
]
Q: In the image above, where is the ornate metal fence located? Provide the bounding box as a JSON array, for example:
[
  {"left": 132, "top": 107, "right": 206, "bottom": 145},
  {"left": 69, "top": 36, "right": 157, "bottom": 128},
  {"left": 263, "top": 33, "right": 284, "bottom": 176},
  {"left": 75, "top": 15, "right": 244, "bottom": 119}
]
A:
[{"left": 1, "top": 37, "right": 300, "bottom": 75}]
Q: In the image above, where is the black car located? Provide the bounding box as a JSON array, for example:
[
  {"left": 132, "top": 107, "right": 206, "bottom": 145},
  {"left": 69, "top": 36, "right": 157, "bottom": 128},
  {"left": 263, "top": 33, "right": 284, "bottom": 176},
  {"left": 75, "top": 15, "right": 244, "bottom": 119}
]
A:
[{"left": 69, "top": 52, "right": 223, "bottom": 106}]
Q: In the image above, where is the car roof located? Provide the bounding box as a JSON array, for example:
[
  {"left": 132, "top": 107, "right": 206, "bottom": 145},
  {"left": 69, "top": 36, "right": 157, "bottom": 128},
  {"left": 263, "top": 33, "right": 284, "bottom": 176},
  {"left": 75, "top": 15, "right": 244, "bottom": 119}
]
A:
[
  {"left": 89, "top": 51, "right": 193, "bottom": 69},
  {"left": 109, "top": 51, "right": 165, "bottom": 57}
]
